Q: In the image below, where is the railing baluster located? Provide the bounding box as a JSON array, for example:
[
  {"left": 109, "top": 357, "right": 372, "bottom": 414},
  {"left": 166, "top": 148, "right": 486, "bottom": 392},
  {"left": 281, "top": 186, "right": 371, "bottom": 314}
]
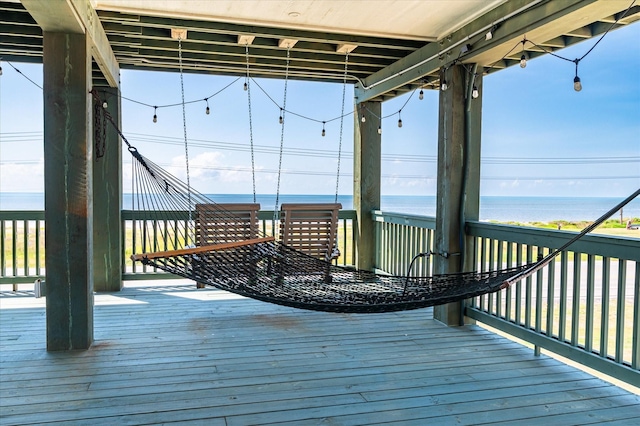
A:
[
  {"left": 427, "top": 228, "right": 432, "bottom": 272},
  {"left": 121, "top": 214, "right": 126, "bottom": 274},
  {"left": 633, "top": 261, "right": 639, "bottom": 369},
  {"left": 142, "top": 219, "right": 148, "bottom": 273},
  {"left": 615, "top": 260, "right": 627, "bottom": 364},
  {"left": 131, "top": 218, "right": 138, "bottom": 274},
  {"left": 533, "top": 246, "right": 544, "bottom": 355},
  {"left": 546, "top": 254, "right": 556, "bottom": 338},
  {"left": 600, "top": 257, "right": 611, "bottom": 358},
  {"left": 1, "top": 219, "right": 6, "bottom": 278},
  {"left": 23, "top": 220, "right": 29, "bottom": 278},
  {"left": 515, "top": 243, "right": 523, "bottom": 325},
  {"left": 571, "top": 252, "right": 582, "bottom": 347},
  {"left": 35, "top": 219, "right": 41, "bottom": 276},
  {"left": 373, "top": 220, "right": 380, "bottom": 269},
  {"left": 479, "top": 237, "right": 487, "bottom": 310},
  {"left": 496, "top": 239, "right": 504, "bottom": 318},
  {"left": 163, "top": 218, "right": 169, "bottom": 253},
  {"left": 152, "top": 219, "right": 158, "bottom": 273},
  {"left": 585, "top": 254, "right": 596, "bottom": 353},
  {"left": 505, "top": 242, "right": 513, "bottom": 321},
  {"left": 559, "top": 250, "right": 568, "bottom": 342},
  {"left": 488, "top": 238, "right": 495, "bottom": 314},
  {"left": 11, "top": 220, "right": 17, "bottom": 289},
  {"left": 535, "top": 246, "right": 544, "bottom": 334},
  {"left": 525, "top": 245, "right": 533, "bottom": 329}
]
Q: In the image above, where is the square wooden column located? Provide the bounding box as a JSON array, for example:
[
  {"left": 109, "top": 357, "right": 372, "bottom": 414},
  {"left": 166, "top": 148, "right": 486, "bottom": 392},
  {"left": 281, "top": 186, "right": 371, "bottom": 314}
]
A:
[
  {"left": 43, "top": 32, "right": 94, "bottom": 350},
  {"left": 353, "top": 101, "right": 382, "bottom": 270},
  {"left": 92, "top": 87, "right": 122, "bottom": 292},
  {"left": 433, "top": 64, "right": 483, "bottom": 326}
]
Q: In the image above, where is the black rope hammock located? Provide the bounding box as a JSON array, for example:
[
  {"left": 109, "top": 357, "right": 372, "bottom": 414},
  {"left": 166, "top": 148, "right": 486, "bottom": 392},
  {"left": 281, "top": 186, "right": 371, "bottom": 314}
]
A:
[{"left": 91, "top": 91, "right": 640, "bottom": 314}]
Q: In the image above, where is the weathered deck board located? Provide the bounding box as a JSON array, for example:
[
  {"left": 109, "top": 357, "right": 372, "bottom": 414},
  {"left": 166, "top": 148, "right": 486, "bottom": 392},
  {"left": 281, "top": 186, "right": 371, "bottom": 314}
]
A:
[{"left": 1, "top": 281, "right": 639, "bottom": 425}]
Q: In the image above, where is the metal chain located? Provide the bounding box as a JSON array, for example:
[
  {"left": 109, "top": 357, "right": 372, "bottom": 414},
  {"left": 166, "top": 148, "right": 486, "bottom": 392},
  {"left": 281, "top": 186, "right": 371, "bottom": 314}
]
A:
[
  {"left": 93, "top": 99, "right": 107, "bottom": 160},
  {"left": 273, "top": 47, "right": 290, "bottom": 226},
  {"left": 246, "top": 44, "right": 257, "bottom": 203},
  {"left": 335, "top": 52, "right": 349, "bottom": 204},
  {"left": 178, "top": 38, "right": 193, "bottom": 245}
]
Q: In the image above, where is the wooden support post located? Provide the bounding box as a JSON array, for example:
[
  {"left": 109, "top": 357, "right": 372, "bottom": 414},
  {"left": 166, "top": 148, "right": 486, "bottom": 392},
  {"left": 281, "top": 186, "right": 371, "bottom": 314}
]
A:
[
  {"left": 43, "top": 32, "right": 94, "bottom": 350},
  {"left": 93, "top": 87, "right": 122, "bottom": 292},
  {"left": 353, "top": 100, "right": 381, "bottom": 271},
  {"left": 433, "top": 64, "right": 483, "bottom": 326}
]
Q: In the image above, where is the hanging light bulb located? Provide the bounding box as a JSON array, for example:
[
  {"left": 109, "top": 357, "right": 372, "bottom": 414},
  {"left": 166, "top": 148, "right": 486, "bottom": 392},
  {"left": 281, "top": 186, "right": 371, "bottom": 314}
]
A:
[
  {"left": 153, "top": 106, "right": 158, "bottom": 123},
  {"left": 279, "top": 108, "right": 284, "bottom": 124},
  {"left": 573, "top": 75, "right": 582, "bottom": 92},
  {"left": 361, "top": 115, "right": 366, "bottom": 123},
  {"left": 441, "top": 80, "right": 448, "bottom": 91},
  {"left": 102, "top": 101, "right": 108, "bottom": 109},
  {"left": 205, "top": 99, "right": 210, "bottom": 115},
  {"left": 0, "top": 65, "right": 3, "bottom": 76},
  {"left": 472, "top": 86, "right": 479, "bottom": 99},
  {"left": 397, "top": 111, "right": 403, "bottom": 128},
  {"left": 419, "top": 89, "right": 424, "bottom": 100},
  {"left": 322, "top": 122, "right": 326, "bottom": 137},
  {"left": 573, "top": 59, "right": 582, "bottom": 92},
  {"left": 243, "top": 81, "right": 248, "bottom": 91},
  {"left": 377, "top": 126, "right": 382, "bottom": 135},
  {"left": 519, "top": 39, "right": 527, "bottom": 69}
]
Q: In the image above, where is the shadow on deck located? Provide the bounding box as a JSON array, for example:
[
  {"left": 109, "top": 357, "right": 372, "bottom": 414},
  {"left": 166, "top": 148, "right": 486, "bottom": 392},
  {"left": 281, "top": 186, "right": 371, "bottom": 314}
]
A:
[{"left": 1, "top": 280, "right": 639, "bottom": 425}]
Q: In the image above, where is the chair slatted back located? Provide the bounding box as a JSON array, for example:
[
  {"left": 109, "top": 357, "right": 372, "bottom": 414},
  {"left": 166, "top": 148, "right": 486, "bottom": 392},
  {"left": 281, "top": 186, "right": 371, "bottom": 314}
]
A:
[
  {"left": 196, "top": 203, "right": 260, "bottom": 245},
  {"left": 279, "top": 203, "right": 342, "bottom": 261}
]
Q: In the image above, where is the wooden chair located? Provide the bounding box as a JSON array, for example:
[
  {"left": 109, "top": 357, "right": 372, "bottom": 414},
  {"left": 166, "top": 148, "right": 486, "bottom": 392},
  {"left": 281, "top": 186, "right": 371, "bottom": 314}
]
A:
[
  {"left": 195, "top": 203, "right": 261, "bottom": 288},
  {"left": 279, "top": 203, "right": 342, "bottom": 262}
]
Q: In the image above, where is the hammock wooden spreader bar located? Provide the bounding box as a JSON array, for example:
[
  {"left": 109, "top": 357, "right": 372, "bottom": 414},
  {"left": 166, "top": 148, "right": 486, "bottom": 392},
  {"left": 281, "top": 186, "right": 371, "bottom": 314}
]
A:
[{"left": 130, "top": 236, "right": 275, "bottom": 262}]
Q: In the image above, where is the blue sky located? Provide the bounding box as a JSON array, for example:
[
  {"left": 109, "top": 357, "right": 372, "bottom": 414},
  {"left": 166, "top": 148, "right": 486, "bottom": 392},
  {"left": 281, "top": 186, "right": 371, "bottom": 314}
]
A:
[{"left": 1, "top": 21, "right": 638, "bottom": 197}]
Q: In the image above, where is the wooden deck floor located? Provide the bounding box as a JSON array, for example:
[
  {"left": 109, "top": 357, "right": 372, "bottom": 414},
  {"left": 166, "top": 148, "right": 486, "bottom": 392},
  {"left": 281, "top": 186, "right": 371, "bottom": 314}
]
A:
[{"left": 1, "top": 280, "right": 639, "bottom": 425}]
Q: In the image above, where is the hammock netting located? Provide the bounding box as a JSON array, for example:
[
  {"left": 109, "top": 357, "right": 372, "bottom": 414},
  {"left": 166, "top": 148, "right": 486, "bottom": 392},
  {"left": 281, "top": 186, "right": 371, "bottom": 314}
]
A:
[
  {"left": 145, "top": 241, "right": 532, "bottom": 313},
  {"left": 127, "top": 146, "right": 540, "bottom": 313}
]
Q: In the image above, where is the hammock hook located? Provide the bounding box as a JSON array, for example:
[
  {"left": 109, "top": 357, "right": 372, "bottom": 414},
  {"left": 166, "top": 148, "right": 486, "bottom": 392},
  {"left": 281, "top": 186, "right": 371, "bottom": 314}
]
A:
[{"left": 403, "top": 251, "right": 432, "bottom": 296}]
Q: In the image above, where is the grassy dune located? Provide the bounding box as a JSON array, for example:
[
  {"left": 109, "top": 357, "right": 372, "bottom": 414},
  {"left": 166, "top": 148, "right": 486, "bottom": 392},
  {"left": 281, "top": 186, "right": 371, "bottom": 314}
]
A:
[{"left": 495, "top": 218, "right": 640, "bottom": 238}]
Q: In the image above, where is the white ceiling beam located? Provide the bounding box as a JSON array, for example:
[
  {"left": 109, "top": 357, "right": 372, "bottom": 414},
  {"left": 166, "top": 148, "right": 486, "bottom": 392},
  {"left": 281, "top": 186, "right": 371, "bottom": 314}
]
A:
[
  {"left": 21, "top": 0, "right": 120, "bottom": 87},
  {"left": 336, "top": 43, "right": 358, "bottom": 54},
  {"left": 237, "top": 34, "right": 256, "bottom": 45},
  {"left": 170, "top": 28, "right": 188, "bottom": 40},
  {"left": 278, "top": 38, "right": 298, "bottom": 49}
]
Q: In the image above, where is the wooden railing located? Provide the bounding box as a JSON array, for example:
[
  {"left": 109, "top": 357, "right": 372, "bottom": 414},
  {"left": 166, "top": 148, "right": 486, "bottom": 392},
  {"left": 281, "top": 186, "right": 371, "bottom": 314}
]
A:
[
  {"left": 370, "top": 211, "right": 639, "bottom": 387},
  {"left": 0, "top": 211, "right": 45, "bottom": 288},
  {"left": 0, "top": 209, "right": 356, "bottom": 285},
  {"left": 2, "top": 209, "right": 638, "bottom": 386},
  {"left": 464, "top": 221, "right": 639, "bottom": 387},
  {"left": 373, "top": 210, "right": 436, "bottom": 277}
]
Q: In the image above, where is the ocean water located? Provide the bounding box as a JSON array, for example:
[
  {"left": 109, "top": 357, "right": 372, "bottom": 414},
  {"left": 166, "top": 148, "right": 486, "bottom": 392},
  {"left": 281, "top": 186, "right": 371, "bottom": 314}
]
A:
[{"left": 1, "top": 192, "right": 639, "bottom": 223}]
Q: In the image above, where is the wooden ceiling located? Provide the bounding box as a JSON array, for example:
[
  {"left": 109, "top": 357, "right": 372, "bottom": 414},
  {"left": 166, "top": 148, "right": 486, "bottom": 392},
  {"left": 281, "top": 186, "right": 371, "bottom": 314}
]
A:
[{"left": 1, "top": 0, "right": 638, "bottom": 101}]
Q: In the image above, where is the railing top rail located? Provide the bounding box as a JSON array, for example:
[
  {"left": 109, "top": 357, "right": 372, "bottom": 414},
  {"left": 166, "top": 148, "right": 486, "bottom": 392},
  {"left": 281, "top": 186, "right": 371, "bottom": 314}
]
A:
[
  {"left": 466, "top": 220, "right": 639, "bottom": 261},
  {"left": 372, "top": 210, "right": 436, "bottom": 229},
  {"left": 0, "top": 211, "right": 46, "bottom": 220}
]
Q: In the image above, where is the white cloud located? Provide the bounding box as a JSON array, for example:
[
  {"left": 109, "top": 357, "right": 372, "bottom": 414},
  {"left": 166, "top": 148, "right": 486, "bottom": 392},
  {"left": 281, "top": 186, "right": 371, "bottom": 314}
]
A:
[{"left": 0, "top": 159, "right": 44, "bottom": 192}]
